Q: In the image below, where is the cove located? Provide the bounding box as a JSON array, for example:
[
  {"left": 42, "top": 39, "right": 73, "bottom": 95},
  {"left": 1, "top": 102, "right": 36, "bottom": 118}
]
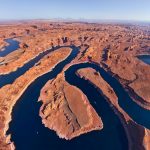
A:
[
  {"left": 137, "top": 55, "right": 150, "bottom": 65},
  {"left": 7, "top": 47, "right": 128, "bottom": 150},
  {"left": 0, "top": 38, "right": 20, "bottom": 57}
]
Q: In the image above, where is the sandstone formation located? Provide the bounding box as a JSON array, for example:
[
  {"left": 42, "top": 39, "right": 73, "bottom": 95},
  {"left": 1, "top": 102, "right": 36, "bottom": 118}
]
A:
[
  {"left": 77, "top": 68, "right": 150, "bottom": 150},
  {"left": 0, "top": 47, "right": 71, "bottom": 150},
  {"left": 39, "top": 74, "right": 103, "bottom": 140},
  {"left": 0, "top": 49, "right": 25, "bottom": 65},
  {"left": 0, "top": 21, "right": 150, "bottom": 150},
  {"left": 0, "top": 39, "right": 7, "bottom": 51}
]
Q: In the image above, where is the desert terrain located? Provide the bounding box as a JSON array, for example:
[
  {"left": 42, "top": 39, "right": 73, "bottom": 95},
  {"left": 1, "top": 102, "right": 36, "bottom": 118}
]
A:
[{"left": 0, "top": 21, "right": 150, "bottom": 150}]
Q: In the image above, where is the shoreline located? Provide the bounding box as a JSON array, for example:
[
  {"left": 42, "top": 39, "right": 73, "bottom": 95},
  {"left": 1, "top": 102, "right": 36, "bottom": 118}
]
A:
[
  {"left": 65, "top": 62, "right": 131, "bottom": 149},
  {"left": 102, "top": 62, "right": 150, "bottom": 110},
  {"left": 2, "top": 48, "right": 72, "bottom": 150},
  {"left": 0, "top": 46, "right": 53, "bottom": 75},
  {"left": 65, "top": 61, "right": 150, "bottom": 150},
  {"left": 0, "top": 22, "right": 150, "bottom": 150}
]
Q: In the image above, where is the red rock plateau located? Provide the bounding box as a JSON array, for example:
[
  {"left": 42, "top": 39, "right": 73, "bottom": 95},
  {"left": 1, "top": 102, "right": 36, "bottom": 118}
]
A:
[{"left": 0, "top": 21, "right": 150, "bottom": 150}]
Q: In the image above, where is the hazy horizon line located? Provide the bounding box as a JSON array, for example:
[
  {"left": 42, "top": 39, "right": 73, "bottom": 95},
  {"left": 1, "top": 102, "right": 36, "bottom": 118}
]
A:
[{"left": 0, "top": 18, "right": 150, "bottom": 24}]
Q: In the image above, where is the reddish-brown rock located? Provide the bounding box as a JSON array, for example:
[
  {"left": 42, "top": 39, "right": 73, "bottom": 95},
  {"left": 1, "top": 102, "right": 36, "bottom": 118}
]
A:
[{"left": 39, "top": 74, "right": 103, "bottom": 140}]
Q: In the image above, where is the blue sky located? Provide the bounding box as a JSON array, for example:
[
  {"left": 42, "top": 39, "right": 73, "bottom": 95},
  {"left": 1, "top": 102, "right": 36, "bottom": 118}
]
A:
[{"left": 0, "top": 0, "right": 150, "bottom": 21}]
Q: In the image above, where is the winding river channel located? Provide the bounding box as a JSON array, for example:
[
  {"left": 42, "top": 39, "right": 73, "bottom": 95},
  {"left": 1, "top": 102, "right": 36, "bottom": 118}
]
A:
[
  {"left": 68, "top": 63, "right": 150, "bottom": 128},
  {"left": 3, "top": 40, "right": 150, "bottom": 150}
]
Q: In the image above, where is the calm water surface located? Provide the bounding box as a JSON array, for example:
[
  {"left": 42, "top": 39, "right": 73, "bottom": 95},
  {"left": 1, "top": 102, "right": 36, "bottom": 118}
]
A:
[
  {"left": 0, "top": 38, "right": 20, "bottom": 57},
  {"left": 7, "top": 47, "right": 128, "bottom": 150},
  {"left": 138, "top": 55, "right": 150, "bottom": 65}
]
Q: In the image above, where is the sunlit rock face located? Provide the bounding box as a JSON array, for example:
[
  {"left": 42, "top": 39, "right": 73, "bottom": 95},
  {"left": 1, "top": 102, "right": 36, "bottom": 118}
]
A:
[{"left": 0, "top": 21, "right": 150, "bottom": 150}]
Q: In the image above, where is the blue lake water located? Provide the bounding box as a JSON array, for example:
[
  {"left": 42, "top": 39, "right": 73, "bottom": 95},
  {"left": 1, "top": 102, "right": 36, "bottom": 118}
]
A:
[
  {"left": 5, "top": 41, "right": 150, "bottom": 150},
  {"left": 0, "top": 39, "right": 20, "bottom": 57},
  {"left": 137, "top": 55, "right": 150, "bottom": 65},
  {"left": 66, "top": 63, "right": 150, "bottom": 129},
  {"left": 7, "top": 47, "right": 128, "bottom": 150},
  {"left": 0, "top": 45, "right": 66, "bottom": 87}
]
